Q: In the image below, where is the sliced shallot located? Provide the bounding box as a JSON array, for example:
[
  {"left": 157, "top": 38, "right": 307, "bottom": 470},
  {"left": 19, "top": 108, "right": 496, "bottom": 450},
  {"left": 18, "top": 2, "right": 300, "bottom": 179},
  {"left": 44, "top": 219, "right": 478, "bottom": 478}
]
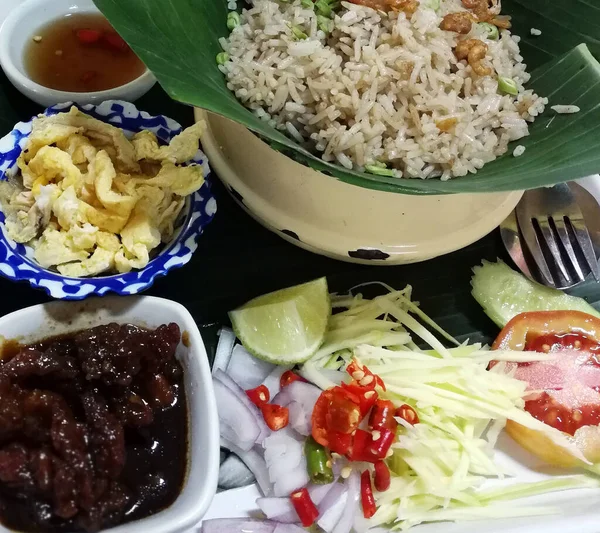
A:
[
  {"left": 262, "top": 365, "right": 292, "bottom": 398},
  {"left": 214, "top": 378, "right": 260, "bottom": 451},
  {"left": 218, "top": 453, "right": 256, "bottom": 490},
  {"left": 332, "top": 471, "right": 360, "bottom": 533},
  {"left": 227, "top": 344, "right": 275, "bottom": 389},
  {"left": 201, "top": 518, "right": 275, "bottom": 533},
  {"left": 317, "top": 484, "right": 349, "bottom": 533},
  {"left": 214, "top": 369, "right": 270, "bottom": 443},
  {"left": 273, "top": 381, "right": 322, "bottom": 436},
  {"left": 263, "top": 432, "right": 310, "bottom": 497},
  {"left": 221, "top": 438, "right": 273, "bottom": 496},
  {"left": 213, "top": 327, "right": 236, "bottom": 375},
  {"left": 256, "top": 497, "right": 298, "bottom": 523}
]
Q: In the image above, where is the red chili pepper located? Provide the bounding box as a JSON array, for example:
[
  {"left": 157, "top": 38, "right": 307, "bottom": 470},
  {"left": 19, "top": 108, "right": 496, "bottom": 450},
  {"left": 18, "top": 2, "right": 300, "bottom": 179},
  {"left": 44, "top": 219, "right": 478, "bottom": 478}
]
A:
[
  {"left": 369, "top": 400, "right": 398, "bottom": 431},
  {"left": 280, "top": 370, "right": 307, "bottom": 388},
  {"left": 360, "top": 470, "right": 377, "bottom": 519},
  {"left": 364, "top": 427, "right": 395, "bottom": 460},
  {"left": 341, "top": 383, "right": 378, "bottom": 416},
  {"left": 290, "top": 488, "right": 319, "bottom": 527},
  {"left": 346, "top": 359, "right": 386, "bottom": 391},
  {"left": 374, "top": 461, "right": 391, "bottom": 492},
  {"left": 76, "top": 28, "right": 102, "bottom": 44},
  {"left": 395, "top": 404, "right": 419, "bottom": 425},
  {"left": 261, "top": 403, "right": 289, "bottom": 430},
  {"left": 103, "top": 31, "right": 130, "bottom": 52},
  {"left": 327, "top": 430, "right": 353, "bottom": 455},
  {"left": 347, "top": 428, "right": 372, "bottom": 462},
  {"left": 245, "top": 384, "right": 270, "bottom": 407}
]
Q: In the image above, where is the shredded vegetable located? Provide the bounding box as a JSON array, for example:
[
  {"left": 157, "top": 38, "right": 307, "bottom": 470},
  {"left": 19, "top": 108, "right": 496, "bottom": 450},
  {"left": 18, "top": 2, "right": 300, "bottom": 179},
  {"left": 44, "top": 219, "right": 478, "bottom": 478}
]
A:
[{"left": 300, "top": 284, "right": 599, "bottom": 530}]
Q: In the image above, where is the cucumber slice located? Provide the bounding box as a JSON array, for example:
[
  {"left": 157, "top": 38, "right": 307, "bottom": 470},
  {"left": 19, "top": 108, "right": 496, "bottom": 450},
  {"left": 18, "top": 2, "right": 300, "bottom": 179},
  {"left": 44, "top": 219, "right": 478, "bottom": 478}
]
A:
[{"left": 471, "top": 260, "right": 600, "bottom": 328}]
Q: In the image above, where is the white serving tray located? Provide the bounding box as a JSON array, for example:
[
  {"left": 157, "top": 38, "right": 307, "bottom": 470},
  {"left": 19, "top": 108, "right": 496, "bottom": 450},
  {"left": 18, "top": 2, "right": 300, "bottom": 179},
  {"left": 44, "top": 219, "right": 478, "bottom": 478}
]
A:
[{"left": 199, "top": 431, "right": 600, "bottom": 533}]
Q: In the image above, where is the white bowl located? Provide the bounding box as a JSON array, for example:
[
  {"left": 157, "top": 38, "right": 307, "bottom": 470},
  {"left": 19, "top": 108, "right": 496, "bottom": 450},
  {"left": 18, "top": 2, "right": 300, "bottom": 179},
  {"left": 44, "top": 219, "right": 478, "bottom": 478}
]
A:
[
  {"left": 0, "top": 295, "right": 220, "bottom": 533},
  {"left": 0, "top": 0, "right": 156, "bottom": 107}
]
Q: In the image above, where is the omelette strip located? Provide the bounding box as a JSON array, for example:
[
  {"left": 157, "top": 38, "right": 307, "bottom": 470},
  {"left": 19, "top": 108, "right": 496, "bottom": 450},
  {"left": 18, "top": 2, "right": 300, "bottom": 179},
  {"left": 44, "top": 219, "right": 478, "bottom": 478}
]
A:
[{"left": 0, "top": 107, "right": 208, "bottom": 277}]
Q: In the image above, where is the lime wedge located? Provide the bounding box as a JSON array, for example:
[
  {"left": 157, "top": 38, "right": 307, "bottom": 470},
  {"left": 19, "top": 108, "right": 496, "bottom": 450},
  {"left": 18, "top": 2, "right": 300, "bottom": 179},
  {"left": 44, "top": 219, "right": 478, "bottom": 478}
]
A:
[{"left": 229, "top": 277, "right": 330, "bottom": 364}]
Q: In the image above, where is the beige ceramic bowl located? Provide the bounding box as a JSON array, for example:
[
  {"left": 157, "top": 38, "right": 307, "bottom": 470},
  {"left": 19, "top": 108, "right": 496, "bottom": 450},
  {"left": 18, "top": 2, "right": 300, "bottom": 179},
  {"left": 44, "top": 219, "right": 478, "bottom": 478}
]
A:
[{"left": 195, "top": 109, "right": 523, "bottom": 265}]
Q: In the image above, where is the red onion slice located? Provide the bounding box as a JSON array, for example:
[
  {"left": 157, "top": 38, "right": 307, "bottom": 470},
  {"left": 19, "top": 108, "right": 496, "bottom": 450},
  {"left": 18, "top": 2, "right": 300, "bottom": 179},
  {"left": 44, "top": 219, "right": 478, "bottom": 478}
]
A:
[
  {"left": 263, "top": 432, "right": 310, "bottom": 497},
  {"left": 214, "top": 378, "right": 260, "bottom": 451},
  {"left": 262, "top": 365, "right": 292, "bottom": 398},
  {"left": 218, "top": 453, "right": 256, "bottom": 490},
  {"left": 213, "top": 327, "right": 236, "bottom": 375},
  {"left": 201, "top": 518, "right": 276, "bottom": 533},
  {"left": 332, "top": 471, "right": 360, "bottom": 533},
  {"left": 221, "top": 438, "right": 273, "bottom": 496},
  {"left": 214, "top": 369, "right": 270, "bottom": 444},
  {"left": 318, "top": 485, "right": 349, "bottom": 533},
  {"left": 272, "top": 524, "right": 307, "bottom": 533},
  {"left": 256, "top": 497, "right": 298, "bottom": 524},
  {"left": 273, "top": 381, "right": 322, "bottom": 436},
  {"left": 227, "top": 344, "right": 275, "bottom": 389}
]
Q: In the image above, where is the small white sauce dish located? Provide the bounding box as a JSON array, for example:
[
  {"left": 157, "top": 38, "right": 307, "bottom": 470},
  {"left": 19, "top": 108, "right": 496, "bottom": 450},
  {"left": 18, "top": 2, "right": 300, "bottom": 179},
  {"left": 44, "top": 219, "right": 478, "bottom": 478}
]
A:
[
  {"left": 0, "top": 0, "right": 156, "bottom": 107},
  {"left": 0, "top": 295, "right": 220, "bottom": 533}
]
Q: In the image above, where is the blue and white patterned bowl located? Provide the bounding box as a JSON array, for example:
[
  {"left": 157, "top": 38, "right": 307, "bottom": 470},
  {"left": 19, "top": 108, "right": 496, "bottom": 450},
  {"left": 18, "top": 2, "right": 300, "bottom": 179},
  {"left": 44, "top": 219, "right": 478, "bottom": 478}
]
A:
[{"left": 0, "top": 100, "right": 217, "bottom": 300}]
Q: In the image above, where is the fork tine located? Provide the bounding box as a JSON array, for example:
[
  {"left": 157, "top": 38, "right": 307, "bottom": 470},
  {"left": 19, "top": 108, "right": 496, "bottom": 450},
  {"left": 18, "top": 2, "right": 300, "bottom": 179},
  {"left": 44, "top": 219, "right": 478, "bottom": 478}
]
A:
[
  {"left": 551, "top": 216, "right": 586, "bottom": 282},
  {"left": 567, "top": 216, "right": 600, "bottom": 282},
  {"left": 536, "top": 216, "right": 573, "bottom": 286},
  {"left": 515, "top": 207, "right": 555, "bottom": 287}
]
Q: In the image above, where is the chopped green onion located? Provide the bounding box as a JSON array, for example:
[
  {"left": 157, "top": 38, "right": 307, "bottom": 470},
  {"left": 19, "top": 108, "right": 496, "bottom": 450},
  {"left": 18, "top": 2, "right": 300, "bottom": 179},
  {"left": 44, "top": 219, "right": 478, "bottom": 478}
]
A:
[
  {"left": 305, "top": 437, "right": 334, "bottom": 484},
  {"left": 226, "top": 11, "right": 241, "bottom": 31},
  {"left": 291, "top": 25, "right": 308, "bottom": 40},
  {"left": 425, "top": 0, "right": 440, "bottom": 10},
  {"left": 478, "top": 22, "right": 499, "bottom": 40},
  {"left": 301, "top": 0, "right": 314, "bottom": 8},
  {"left": 317, "top": 15, "right": 333, "bottom": 33},
  {"left": 315, "top": 0, "right": 332, "bottom": 17},
  {"left": 365, "top": 163, "right": 396, "bottom": 177},
  {"left": 216, "top": 52, "right": 230, "bottom": 65},
  {"left": 498, "top": 76, "right": 518, "bottom": 95}
]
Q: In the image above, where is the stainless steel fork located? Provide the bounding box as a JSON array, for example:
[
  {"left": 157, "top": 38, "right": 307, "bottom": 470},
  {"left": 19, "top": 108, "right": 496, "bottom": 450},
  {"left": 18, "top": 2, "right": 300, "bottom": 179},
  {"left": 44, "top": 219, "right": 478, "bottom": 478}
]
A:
[{"left": 513, "top": 183, "right": 600, "bottom": 289}]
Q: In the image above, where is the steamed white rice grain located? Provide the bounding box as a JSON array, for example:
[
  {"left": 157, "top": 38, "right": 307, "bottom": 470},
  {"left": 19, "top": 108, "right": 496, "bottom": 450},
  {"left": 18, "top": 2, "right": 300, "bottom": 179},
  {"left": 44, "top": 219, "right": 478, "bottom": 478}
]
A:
[{"left": 221, "top": 0, "right": 548, "bottom": 179}]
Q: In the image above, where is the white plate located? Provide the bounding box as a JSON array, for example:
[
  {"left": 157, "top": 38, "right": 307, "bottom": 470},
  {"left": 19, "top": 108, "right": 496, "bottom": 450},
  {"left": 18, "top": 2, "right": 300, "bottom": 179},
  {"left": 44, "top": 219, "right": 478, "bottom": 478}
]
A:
[{"left": 201, "top": 431, "right": 600, "bottom": 533}]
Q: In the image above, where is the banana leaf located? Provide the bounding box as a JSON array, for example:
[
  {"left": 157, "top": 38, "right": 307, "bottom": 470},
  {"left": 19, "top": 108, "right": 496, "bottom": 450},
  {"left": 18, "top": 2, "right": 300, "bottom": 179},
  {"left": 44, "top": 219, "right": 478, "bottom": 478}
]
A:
[{"left": 93, "top": 0, "right": 600, "bottom": 195}]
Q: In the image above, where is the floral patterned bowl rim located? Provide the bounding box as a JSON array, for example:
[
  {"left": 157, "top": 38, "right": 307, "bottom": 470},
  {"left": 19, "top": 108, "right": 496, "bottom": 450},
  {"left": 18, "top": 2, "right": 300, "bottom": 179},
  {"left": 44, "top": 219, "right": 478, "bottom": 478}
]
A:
[{"left": 0, "top": 100, "right": 217, "bottom": 300}]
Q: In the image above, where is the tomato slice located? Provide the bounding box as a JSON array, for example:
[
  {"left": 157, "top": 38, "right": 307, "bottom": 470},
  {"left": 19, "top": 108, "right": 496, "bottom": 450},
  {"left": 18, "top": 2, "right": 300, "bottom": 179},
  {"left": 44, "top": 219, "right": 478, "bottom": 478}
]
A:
[
  {"left": 493, "top": 311, "right": 600, "bottom": 438},
  {"left": 492, "top": 310, "right": 600, "bottom": 351}
]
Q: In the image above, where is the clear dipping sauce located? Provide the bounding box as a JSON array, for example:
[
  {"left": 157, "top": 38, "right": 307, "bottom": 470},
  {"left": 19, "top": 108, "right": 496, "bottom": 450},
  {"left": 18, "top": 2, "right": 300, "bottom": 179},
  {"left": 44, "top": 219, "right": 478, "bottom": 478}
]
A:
[{"left": 24, "top": 13, "right": 146, "bottom": 93}]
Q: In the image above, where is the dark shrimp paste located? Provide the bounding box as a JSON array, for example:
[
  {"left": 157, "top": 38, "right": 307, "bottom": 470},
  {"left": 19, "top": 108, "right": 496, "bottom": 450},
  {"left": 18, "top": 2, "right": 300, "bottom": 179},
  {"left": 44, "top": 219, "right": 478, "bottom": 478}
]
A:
[{"left": 0, "top": 323, "right": 188, "bottom": 532}]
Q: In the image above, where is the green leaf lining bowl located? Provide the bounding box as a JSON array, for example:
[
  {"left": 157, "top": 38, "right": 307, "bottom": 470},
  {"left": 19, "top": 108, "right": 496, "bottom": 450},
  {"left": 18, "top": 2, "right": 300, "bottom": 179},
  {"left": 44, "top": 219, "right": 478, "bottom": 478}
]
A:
[{"left": 93, "top": 0, "right": 600, "bottom": 195}]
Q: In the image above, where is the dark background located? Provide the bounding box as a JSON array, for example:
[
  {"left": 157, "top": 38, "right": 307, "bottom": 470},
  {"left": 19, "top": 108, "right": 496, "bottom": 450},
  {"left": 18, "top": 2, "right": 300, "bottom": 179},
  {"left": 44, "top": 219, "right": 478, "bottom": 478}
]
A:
[{"left": 2, "top": 73, "right": 600, "bottom": 357}]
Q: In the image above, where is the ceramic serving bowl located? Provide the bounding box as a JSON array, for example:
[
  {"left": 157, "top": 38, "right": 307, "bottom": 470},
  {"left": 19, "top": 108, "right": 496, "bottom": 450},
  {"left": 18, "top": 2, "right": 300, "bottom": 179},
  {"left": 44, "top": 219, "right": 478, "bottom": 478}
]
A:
[
  {"left": 0, "top": 100, "right": 217, "bottom": 300},
  {"left": 0, "top": 0, "right": 156, "bottom": 107},
  {"left": 0, "top": 295, "right": 220, "bottom": 533},
  {"left": 195, "top": 109, "right": 522, "bottom": 265}
]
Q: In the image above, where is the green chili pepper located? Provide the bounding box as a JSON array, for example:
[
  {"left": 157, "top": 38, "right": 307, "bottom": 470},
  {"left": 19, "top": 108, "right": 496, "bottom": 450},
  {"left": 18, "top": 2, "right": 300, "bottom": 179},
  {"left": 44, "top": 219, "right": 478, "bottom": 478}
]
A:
[
  {"left": 301, "top": 0, "right": 314, "bottom": 8},
  {"left": 315, "top": 0, "right": 332, "bottom": 17},
  {"left": 498, "top": 76, "right": 518, "bottom": 96},
  {"left": 227, "top": 11, "right": 241, "bottom": 31},
  {"left": 216, "top": 52, "right": 230, "bottom": 65},
  {"left": 317, "top": 15, "right": 333, "bottom": 33},
  {"left": 305, "top": 437, "right": 334, "bottom": 485},
  {"left": 478, "top": 22, "right": 499, "bottom": 40},
  {"left": 365, "top": 163, "right": 397, "bottom": 177},
  {"left": 291, "top": 25, "right": 308, "bottom": 40}
]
